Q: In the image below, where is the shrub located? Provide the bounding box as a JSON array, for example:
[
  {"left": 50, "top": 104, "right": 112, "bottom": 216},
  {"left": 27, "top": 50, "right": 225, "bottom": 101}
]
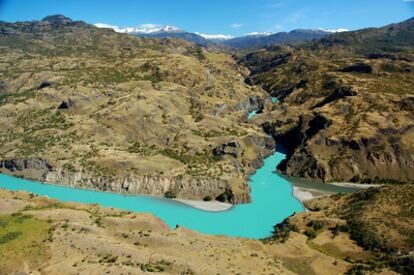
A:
[
  {"left": 271, "top": 218, "right": 299, "bottom": 242},
  {"left": 203, "top": 196, "right": 212, "bottom": 201},
  {"left": 0, "top": 219, "right": 7, "bottom": 228},
  {"left": 164, "top": 190, "right": 177, "bottom": 199},
  {"left": 304, "top": 228, "right": 317, "bottom": 239},
  {"left": 0, "top": 231, "right": 22, "bottom": 244},
  {"left": 307, "top": 220, "right": 325, "bottom": 231}
]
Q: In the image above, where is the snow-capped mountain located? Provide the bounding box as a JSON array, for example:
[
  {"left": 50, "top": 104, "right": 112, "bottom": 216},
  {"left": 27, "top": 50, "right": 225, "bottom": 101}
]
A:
[
  {"left": 222, "top": 29, "right": 335, "bottom": 49},
  {"left": 94, "top": 23, "right": 182, "bottom": 34},
  {"left": 95, "top": 22, "right": 347, "bottom": 49}
]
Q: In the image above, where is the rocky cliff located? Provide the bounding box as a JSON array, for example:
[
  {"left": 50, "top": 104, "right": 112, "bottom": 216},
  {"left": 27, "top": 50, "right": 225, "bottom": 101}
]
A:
[{"left": 243, "top": 18, "right": 414, "bottom": 184}]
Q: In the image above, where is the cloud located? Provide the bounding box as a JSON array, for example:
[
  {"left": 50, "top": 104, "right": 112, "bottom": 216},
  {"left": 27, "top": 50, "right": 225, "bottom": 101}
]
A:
[
  {"left": 403, "top": 0, "right": 414, "bottom": 2},
  {"left": 195, "top": 32, "right": 233, "bottom": 40},
  {"left": 229, "top": 23, "right": 244, "bottom": 28}
]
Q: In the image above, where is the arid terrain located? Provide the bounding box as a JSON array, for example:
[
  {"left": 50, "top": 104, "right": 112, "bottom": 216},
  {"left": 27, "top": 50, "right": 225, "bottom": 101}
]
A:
[
  {"left": 1, "top": 14, "right": 413, "bottom": 275},
  {"left": 243, "top": 17, "right": 414, "bottom": 184},
  {"left": 1, "top": 185, "right": 412, "bottom": 274},
  {"left": 0, "top": 15, "right": 274, "bottom": 203}
]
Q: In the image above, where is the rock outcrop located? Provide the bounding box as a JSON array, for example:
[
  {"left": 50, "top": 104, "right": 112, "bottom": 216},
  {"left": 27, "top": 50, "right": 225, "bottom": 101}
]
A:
[{"left": 242, "top": 17, "right": 414, "bottom": 184}]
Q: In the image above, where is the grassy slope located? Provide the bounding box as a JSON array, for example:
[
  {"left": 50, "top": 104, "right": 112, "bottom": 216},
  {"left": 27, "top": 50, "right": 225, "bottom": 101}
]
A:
[{"left": 0, "top": 17, "right": 271, "bottom": 202}]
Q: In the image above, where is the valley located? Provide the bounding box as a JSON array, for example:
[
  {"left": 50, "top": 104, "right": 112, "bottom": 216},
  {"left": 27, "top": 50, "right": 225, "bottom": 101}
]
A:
[{"left": 0, "top": 11, "right": 413, "bottom": 275}]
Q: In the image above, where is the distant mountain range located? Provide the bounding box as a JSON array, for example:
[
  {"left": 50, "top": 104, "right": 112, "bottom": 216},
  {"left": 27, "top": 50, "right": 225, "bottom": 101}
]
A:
[
  {"left": 221, "top": 29, "right": 335, "bottom": 49},
  {"left": 94, "top": 22, "right": 344, "bottom": 49}
]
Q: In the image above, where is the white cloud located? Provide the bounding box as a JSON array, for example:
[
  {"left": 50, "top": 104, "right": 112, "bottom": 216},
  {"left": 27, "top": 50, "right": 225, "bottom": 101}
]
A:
[
  {"left": 403, "top": 0, "right": 414, "bottom": 2},
  {"left": 195, "top": 32, "right": 233, "bottom": 40},
  {"left": 319, "top": 28, "right": 349, "bottom": 33},
  {"left": 229, "top": 23, "right": 244, "bottom": 28}
]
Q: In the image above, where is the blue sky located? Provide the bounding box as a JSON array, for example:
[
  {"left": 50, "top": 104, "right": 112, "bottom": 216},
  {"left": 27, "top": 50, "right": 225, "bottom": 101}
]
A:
[{"left": 0, "top": 0, "right": 413, "bottom": 36}]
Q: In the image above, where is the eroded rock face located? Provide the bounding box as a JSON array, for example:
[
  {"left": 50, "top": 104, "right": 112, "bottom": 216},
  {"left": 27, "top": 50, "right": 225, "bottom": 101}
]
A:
[
  {"left": 45, "top": 167, "right": 236, "bottom": 202},
  {"left": 262, "top": 100, "right": 414, "bottom": 183},
  {"left": 0, "top": 157, "right": 52, "bottom": 172},
  {"left": 243, "top": 28, "right": 414, "bottom": 184},
  {"left": 213, "top": 141, "right": 240, "bottom": 159},
  {"left": 0, "top": 156, "right": 243, "bottom": 203}
]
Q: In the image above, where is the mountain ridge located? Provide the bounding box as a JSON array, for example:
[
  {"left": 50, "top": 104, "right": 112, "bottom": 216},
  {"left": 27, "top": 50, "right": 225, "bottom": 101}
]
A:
[{"left": 241, "top": 16, "right": 414, "bottom": 184}]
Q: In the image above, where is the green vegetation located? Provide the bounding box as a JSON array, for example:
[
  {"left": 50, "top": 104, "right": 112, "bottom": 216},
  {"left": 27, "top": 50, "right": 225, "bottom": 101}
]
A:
[
  {"left": 0, "top": 213, "right": 51, "bottom": 273},
  {"left": 164, "top": 190, "right": 177, "bottom": 199},
  {"left": 0, "top": 231, "right": 22, "bottom": 245},
  {"left": 203, "top": 195, "right": 212, "bottom": 201},
  {"left": 267, "top": 218, "right": 299, "bottom": 243}
]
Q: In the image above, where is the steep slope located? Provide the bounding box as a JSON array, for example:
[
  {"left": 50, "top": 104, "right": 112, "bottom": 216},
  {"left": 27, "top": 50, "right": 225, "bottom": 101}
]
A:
[
  {"left": 0, "top": 15, "right": 272, "bottom": 203},
  {"left": 241, "top": 17, "right": 414, "bottom": 184},
  {"left": 279, "top": 184, "right": 414, "bottom": 275}
]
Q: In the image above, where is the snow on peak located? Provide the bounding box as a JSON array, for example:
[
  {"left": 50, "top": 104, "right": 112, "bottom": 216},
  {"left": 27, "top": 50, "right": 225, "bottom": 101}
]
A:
[
  {"left": 94, "top": 23, "right": 182, "bottom": 34},
  {"left": 195, "top": 32, "right": 234, "bottom": 40},
  {"left": 245, "top": 32, "right": 273, "bottom": 36},
  {"left": 318, "top": 28, "right": 349, "bottom": 33}
]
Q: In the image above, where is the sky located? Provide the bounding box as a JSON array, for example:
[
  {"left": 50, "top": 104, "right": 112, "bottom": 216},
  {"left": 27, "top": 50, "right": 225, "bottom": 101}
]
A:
[{"left": 0, "top": 0, "right": 413, "bottom": 37}]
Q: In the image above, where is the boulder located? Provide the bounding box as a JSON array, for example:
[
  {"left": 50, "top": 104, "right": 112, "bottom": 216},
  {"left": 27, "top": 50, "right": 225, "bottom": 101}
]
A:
[
  {"left": 57, "top": 99, "right": 74, "bottom": 109},
  {"left": 213, "top": 141, "right": 240, "bottom": 159}
]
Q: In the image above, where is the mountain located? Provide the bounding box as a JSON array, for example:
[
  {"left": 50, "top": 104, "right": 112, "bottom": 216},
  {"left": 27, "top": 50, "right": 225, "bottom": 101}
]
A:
[
  {"left": 241, "top": 17, "right": 414, "bottom": 184},
  {"left": 132, "top": 30, "right": 211, "bottom": 46},
  {"left": 94, "top": 23, "right": 342, "bottom": 49},
  {"left": 0, "top": 15, "right": 272, "bottom": 203},
  {"left": 223, "top": 29, "right": 334, "bottom": 49},
  {"left": 94, "top": 22, "right": 214, "bottom": 46},
  {"left": 313, "top": 17, "right": 414, "bottom": 54}
]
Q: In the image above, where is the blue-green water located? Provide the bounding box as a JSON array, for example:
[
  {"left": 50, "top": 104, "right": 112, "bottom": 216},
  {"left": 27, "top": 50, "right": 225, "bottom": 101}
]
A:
[
  {"left": 247, "top": 97, "right": 278, "bottom": 120},
  {"left": 247, "top": 109, "right": 258, "bottom": 120},
  {"left": 0, "top": 152, "right": 303, "bottom": 239}
]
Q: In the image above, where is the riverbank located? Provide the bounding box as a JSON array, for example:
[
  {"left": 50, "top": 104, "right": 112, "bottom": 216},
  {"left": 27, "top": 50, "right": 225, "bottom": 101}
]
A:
[
  {"left": 293, "top": 186, "right": 331, "bottom": 202},
  {"left": 290, "top": 179, "right": 383, "bottom": 203},
  {"left": 174, "top": 199, "right": 233, "bottom": 212}
]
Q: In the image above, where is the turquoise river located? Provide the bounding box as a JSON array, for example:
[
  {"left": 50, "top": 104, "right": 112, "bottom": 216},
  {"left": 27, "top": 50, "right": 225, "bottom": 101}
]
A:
[
  {"left": 0, "top": 151, "right": 304, "bottom": 239},
  {"left": 0, "top": 101, "right": 305, "bottom": 239}
]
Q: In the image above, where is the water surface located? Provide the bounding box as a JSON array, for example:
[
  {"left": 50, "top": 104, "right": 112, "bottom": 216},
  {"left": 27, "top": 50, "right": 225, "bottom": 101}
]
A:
[{"left": 0, "top": 152, "right": 304, "bottom": 239}]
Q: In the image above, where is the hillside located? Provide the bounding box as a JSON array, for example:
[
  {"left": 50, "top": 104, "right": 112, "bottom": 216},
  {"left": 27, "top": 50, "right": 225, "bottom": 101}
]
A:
[
  {"left": 242, "top": 17, "right": 414, "bottom": 184},
  {"left": 0, "top": 184, "right": 410, "bottom": 274},
  {"left": 0, "top": 15, "right": 273, "bottom": 203},
  {"left": 266, "top": 184, "right": 414, "bottom": 275}
]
